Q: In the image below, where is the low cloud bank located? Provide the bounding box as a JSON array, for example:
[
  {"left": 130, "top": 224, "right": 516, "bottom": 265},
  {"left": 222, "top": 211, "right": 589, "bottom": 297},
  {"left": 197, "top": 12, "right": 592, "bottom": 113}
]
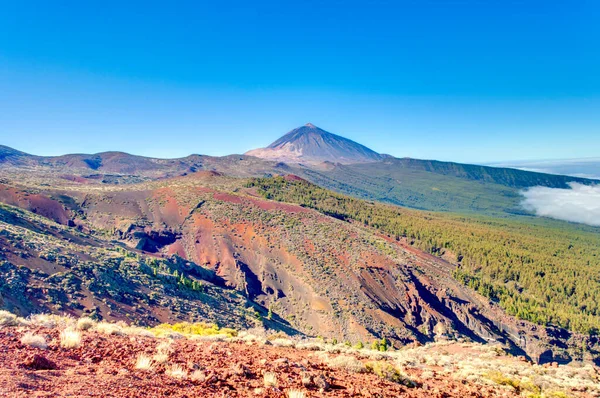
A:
[{"left": 521, "top": 183, "right": 600, "bottom": 227}]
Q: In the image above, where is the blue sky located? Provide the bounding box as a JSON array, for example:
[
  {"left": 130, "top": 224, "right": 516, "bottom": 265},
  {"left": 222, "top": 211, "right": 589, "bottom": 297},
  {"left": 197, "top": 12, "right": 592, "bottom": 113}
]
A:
[{"left": 0, "top": 0, "right": 598, "bottom": 163}]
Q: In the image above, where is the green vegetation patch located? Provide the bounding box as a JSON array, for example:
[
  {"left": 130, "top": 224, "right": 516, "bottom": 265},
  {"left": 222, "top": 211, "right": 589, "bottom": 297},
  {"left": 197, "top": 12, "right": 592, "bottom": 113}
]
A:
[{"left": 247, "top": 176, "right": 600, "bottom": 334}]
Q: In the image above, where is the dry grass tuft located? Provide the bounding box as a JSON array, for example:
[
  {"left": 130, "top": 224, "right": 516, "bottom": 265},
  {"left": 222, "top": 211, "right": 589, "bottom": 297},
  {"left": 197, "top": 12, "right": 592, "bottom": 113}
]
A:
[
  {"left": 94, "top": 321, "right": 124, "bottom": 336},
  {"left": 76, "top": 317, "right": 96, "bottom": 331},
  {"left": 153, "top": 353, "right": 169, "bottom": 363},
  {"left": 270, "top": 338, "right": 296, "bottom": 348},
  {"left": 152, "top": 340, "right": 174, "bottom": 363},
  {"left": 165, "top": 364, "right": 188, "bottom": 379},
  {"left": 296, "top": 341, "right": 326, "bottom": 351},
  {"left": 287, "top": 390, "right": 306, "bottom": 398},
  {"left": 134, "top": 354, "right": 154, "bottom": 371},
  {"left": 60, "top": 328, "right": 82, "bottom": 349},
  {"left": 123, "top": 326, "right": 155, "bottom": 337},
  {"left": 0, "top": 310, "right": 23, "bottom": 327},
  {"left": 326, "top": 355, "right": 366, "bottom": 373},
  {"left": 263, "top": 372, "right": 278, "bottom": 387},
  {"left": 20, "top": 333, "right": 48, "bottom": 349},
  {"left": 156, "top": 340, "right": 174, "bottom": 354},
  {"left": 29, "top": 314, "right": 72, "bottom": 329},
  {"left": 190, "top": 370, "right": 206, "bottom": 382}
]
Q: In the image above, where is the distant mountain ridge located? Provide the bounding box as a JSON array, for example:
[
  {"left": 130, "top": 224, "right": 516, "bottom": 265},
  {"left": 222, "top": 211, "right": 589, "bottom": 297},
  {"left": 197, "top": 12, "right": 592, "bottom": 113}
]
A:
[
  {"left": 372, "top": 157, "right": 591, "bottom": 189},
  {"left": 0, "top": 145, "right": 32, "bottom": 165},
  {"left": 245, "top": 123, "right": 383, "bottom": 164},
  {"left": 1, "top": 124, "right": 599, "bottom": 215},
  {"left": 0, "top": 144, "right": 289, "bottom": 180}
]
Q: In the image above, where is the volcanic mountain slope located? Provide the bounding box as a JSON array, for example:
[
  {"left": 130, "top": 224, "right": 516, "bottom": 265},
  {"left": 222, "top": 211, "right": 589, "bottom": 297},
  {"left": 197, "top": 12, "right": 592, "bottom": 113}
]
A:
[
  {"left": 0, "top": 145, "right": 31, "bottom": 165},
  {"left": 0, "top": 171, "right": 597, "bottom": 365},
  {"left": 245, "top": 123, "right": 384, "bottom": 164},
  {"left": 0, "top": 200, "right": 295, "bottom": 334}
]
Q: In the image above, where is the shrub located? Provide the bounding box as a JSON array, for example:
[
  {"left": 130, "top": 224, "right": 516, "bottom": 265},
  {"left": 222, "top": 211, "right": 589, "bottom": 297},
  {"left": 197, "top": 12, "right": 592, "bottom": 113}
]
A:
[
  {"left": 0, "top": 310, "right": 28, "bottom": 327},
  {"left": 135, "top": 354, "right": 154, "bottom": 371},
  {"left": 76, "top": 317, "right": 96, "bottom": 331},
  {"left": 191, "top": 334, "right": 229, "bottom": 342},
  {"left": 484, "top": 370, "right": 521, "bottom": 391},
  {"left": 327, "top": 355, "right": 366, "bottom": 373},
  {"left": 165, "top": 364, "right": 188, "bottom": 379},
  {"left": 0, "top": 310, "right": 19, "bottom": 327},
  {"left": 60, "top": 328, "right": 82, "bottom": 349},
  {"left": 123, "top": 326, "right": 155, "bottom": 337},
  {"left": 296, "top": 341, "right": 326, "bottom": 351},
  {"left": 270, "top": 338, "right": 295, "bottom": 348},
  {"left": 28, "top": 314, "right": 65, "bottom": 329},
  {"left": 20, "top": 333, "right": 48, "bottom": 349},
  {"left": 366, "top": 361, "right": 414, "bottom": 387},
  {"left": 150, "top": 322, "right": 237, "bottom": 338},
  {"left": 95, "top": 321, "right": 124, "bottom": 336},
  {"left": 379, "top": 338, "right": 389, "bottom": 352}
]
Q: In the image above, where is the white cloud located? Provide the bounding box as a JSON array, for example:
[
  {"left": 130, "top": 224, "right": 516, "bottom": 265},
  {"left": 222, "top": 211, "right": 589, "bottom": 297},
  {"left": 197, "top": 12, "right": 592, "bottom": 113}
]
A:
[
  {"left": 490, "top": 158, "right": 600, "bottom": 180},
  {"left": 521, "top": 183, "right": 600, "bottom": 227}
]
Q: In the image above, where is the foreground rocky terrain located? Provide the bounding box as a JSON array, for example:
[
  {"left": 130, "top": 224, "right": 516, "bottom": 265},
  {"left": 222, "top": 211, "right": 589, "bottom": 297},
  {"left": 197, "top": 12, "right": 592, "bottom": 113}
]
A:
[{"left": 1, "top": 312, "right": 598, "bottom": 398}]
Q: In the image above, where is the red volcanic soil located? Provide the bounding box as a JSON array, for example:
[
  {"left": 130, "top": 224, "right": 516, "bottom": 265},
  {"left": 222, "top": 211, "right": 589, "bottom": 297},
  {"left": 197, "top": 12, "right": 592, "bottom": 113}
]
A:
[
  {"left": 213, "top": 191, "right": 310, "bottom": 214},
  {"left": 0, "top": 185, "right": 70, "bottom": 225},
  {"left": 249, "top": 197, "right": 310, "bottom": 214},
  {"left": 166, "top": 240, "right": 187, "bottom": 258},
  {"left": 213, "top": 192, "right": 243, "bottom": 204},
  {"left": 283, "top": 174, "right": 307, "bottom": 182},
  {"left": 0, "top": 327, "right": 513, "bottom": 398}
]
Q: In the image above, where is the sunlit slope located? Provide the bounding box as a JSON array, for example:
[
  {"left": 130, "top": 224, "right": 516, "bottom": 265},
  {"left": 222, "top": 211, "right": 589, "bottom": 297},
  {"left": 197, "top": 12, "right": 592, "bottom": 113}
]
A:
[{"left": 249, "top": 176, "right": 600, "bottom": 334}]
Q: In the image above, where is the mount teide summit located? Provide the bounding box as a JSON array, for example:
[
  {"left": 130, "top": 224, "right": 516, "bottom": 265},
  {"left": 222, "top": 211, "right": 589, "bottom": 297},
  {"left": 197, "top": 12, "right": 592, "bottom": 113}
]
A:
[{"left": 245, "top": 123, "right": 383, "bottom": 164}]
